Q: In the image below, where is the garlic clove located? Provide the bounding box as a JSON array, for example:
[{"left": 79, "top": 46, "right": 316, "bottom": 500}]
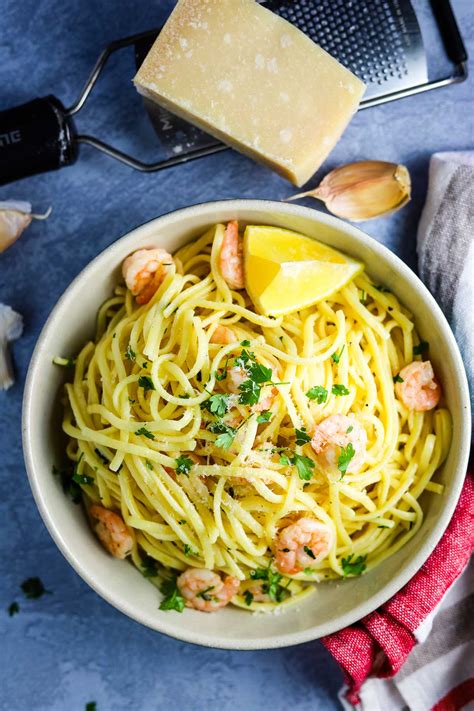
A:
[
  {"left": 0, "top": 303, "right": 23, "bottom": 390},
  {"left": 287, "top": 161, "right": 411, "bottom": 222},
  {"left": 0, "top": 201, "right": 52, "bottom": 253}
]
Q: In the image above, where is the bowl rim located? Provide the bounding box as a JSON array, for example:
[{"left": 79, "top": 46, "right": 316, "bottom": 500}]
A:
[{"left": 22, "top": 199, "right": 471, "bottom": 650}]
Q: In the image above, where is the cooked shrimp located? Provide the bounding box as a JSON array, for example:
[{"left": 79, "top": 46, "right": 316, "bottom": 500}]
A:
[
  {"left": 311, "top": 414, "right": 367, "bottom": 476},
  {"left": 122, "top": 248, "right": 173, "bottom": 305},
  {"left": 226, "top": 365, "right": 248, "bottom": 393},
  {"left": 177, "top": 568, "right": 240, "bottom": 612},
  {"left": 219, "top": 220, "right": 245, "bottom": 289},
  {"left": 252, "top": 386, "right": 278, "bottom": 414},
  {"left": 395, "top": 360, "right": 441, "bottom": 411},
  {"left": 89, "top": 505, "right": 133, "bottom": 559},
  {"left": 275, "top": 517, "right": 334, "bottom": 575},
  {"left": 210, "top": 325, "right": 235, "bottom": 345}
]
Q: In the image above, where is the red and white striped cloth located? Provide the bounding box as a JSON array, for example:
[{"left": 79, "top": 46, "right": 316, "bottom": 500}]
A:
[{"left": 322, "top": 471, "right": 474, "bottom": 710}]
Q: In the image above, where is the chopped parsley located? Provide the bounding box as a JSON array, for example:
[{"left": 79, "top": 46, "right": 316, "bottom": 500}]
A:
[
  {"left": 413, "top": 340, "right": 429, "bottom": 356},
  {"left": 332, "top": 384, "right": 350, "bottom": 396},
  {"left": 341, "top": 554, "right": 367, "bottom": 577},
  {"left": 138, "top": 375, "right": 155, "bottom": 391},
  {"left": 238, "top": 378, "right": 262, "bottom": 406},
  {"left": 135, "top": 427, "right": 155, "bottom": 440},
  {"left": 215, "top": 355, "right": 230, "bottom": 381},
  {"left": 208, "top": 421, "right": 237, "bottom": 450},
  {"left": 303, "top": 546, "right": 316, "bottom": 560},
  {"left": 393, "top": 374, "right": 404, "bottom": 383},
  {"left": 360, "top": 290, "right": 367, "bottom": 305},
  {"left": 240, "top": 340, "right": 251, "bottom": 347},
  {"left": 159, "top": 577, "right": 185, "bottom": 612},
  {"left": 52, "top": 464, "right": 82, "bottom": 504},
  {"left": 304, "top": 567, "right": 315, "bottom": 575},
  {"left": 306, "top": 385, "right": 328, "bottom": 404},
  {"left": 234, "top": 347, "right": 257, "bottom": 370},
  {"left": 374, "top": 285, "right": 390, "bottom": 293},
  {"left": 183, "top": 544, "right": 195, "bottom": 557},
  {"left": 197, "top": 585, "right": 215, "bottom": 601},
  {"left": 72, "top": 471, "right": 94, "bottom": 486},
  {"left": 243, "top": 590, "right": 254, "bottom": 606},
  {"left": 292, "top": 453, "right": 315, "bottom": 481},
  {"left": 21, "top": 577, "right": 50, "bottom": 599},
  {"left": 125, "top": 344, "right": 136, "bottom": 361},
  {"left": 249, "top": 566, "right": 290, "bottom": 603},
  {"left": 141, "top": 555, "right": 158, "bottom": 578},
  {"left": 295, "top": 427, "right": 311, "bottom": 445},
  {"left": 52, "top": 356, "right": 76, "bottom": 367},
  {"left": 8, "top": 601, "right": 19, "bottom": 616},
  {"left": 94, "top": 448, "right": 109, "bottom": 465},
  {"left": 338, "top": 442, "right": 355, "bottom": 476},
  {"left": 279, "top": 454, "right": 291, "bottom": 466},
  {"left": 175, "top": 455, "right": 194, "bottom": 476},
  {"left": 257, "top": 410, "right": 272, "bottom": 424},
  {"left": 201, "top": 393, "right": 230, "bottom": 417},
  {"left": 145, "top": 459, "right": 154, "bottom": 470},
  {"left": 331, "top": 345, "right": 345, "bottom": 364},
  {"left": 178, "top": 520, "right": 186, "bottom": 525},
  {"left": 346, "top": 425, "right": 354, "bottom": 434}
]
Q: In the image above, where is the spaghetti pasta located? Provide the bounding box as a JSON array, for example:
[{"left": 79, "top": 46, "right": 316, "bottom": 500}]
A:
[{"left": 57, "top": 224, "right": 451, "bottom": 613}]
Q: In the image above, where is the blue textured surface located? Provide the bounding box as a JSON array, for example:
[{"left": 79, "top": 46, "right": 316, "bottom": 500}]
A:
[{"left": 0, "top": 2, "right": 472, "bottom": 710}]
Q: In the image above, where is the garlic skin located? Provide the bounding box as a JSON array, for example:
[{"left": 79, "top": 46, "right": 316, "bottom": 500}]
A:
[
  {"left": 0, "top": 304, "right": 23, "bottom": 391},
  {"left": 287, "top": 161, "right": 411, "bottom": 221},
  {"left": 0, "top": 201, "right": 52, "bottom": 253}
]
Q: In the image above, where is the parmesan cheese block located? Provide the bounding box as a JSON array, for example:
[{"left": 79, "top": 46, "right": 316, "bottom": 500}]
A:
[{"left": 134, "top": 0, "right": 365, "bottom": 186}]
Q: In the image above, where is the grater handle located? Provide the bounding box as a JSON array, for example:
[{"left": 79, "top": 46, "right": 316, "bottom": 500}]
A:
[
  {"left": 0, "top": 96, "right": 77, "bottom": 186},
  {"left": 431, "top": 0, "right": 468, "bottom": 64}
]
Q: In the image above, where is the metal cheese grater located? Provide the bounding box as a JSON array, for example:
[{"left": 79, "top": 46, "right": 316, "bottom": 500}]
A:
[{"left": 0, "top": 0, "right": 468, "bottom": 186}]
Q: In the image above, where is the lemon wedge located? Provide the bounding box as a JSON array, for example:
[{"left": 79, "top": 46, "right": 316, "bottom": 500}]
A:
[{"left": 243, "top": 225, "right": 363, "bottom": 316}]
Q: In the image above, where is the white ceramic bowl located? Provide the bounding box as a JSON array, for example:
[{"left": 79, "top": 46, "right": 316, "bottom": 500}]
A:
[{"left": 23, "top": 200, "right": 471, "bottom": 649}]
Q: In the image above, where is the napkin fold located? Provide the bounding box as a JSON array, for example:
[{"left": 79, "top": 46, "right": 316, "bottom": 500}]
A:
[{"left": 321, "top": 151, "right": 474, "bottom": 709}]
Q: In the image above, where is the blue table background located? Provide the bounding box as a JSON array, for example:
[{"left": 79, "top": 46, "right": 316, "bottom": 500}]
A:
[{"left": 0, "top": 2, "right": 472, "bottom": 710}]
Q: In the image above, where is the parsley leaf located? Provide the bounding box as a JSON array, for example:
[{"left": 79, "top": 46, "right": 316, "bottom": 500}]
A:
[
  {"left": 94, "top": 448, "right": 109, "bottom": 465},
  {"left": 145, "top": 459, "right": 154, "bottom": 470},
  {"left": 183, "top": 544, "right": 195, "bottom": 557},
  {"left": 240, "top": 340, "right": 251, "bottom": 347},
  {"left": 175, "top": 455, "right": 193, "bottom": 476},
  {"left": 332, "top": 384, "right": 350, "bottom": 396},
  {"left": 257, "top": 410, "right": 272, "bottom": 424},
  {"left": 197, "top": 585, "right": 215, "bottom": 601},
  {"left": 303, "top": 545, "right": 316, "bottom": 560},
  {"left": 72, "top": 471, "right": 94, "bottom": 486},
  {"left": 331, "top": 345, "right": 345, "bottom": 364},
  {"left": 238, "top": 378, "right": 261, "bottom": 406},
  {"left": 215, "top": 355, "right": 230, "bottom": 382},
  {"left": 138, "top": 375, "right": 155, "bottom": 391},
  {"left": 234, "top": 348, "right": 256, "bottom": 370},
  {"left": 244, "top": 590, "right": 254, "bottom": 606},
  {"left": 250, "top": 568, "right": 268, "bottom": 581},
  {"left": 215, "top": 430, "right": 236, "bottom": 450},
  {"left": 248, "top": 362, "right": 273, "bottom": 384},
  {"left": 21, "top": 577, "right": 50, "bottom": 599},
  {"left": 413, "top": 341, "right": 429, "bottom": 356},
  {"left": 279, "top": 454, "right": 291, "bottom": 466},
  {"left": 295, "top": 427, "right": 311, "bottom": 445},
  {"left": 393, "top": 374, "right": 404, "bottom": 383},
  {"left": 341, "top": 554, "right": 367, "bottom": 577},
  {"left": 292, "top": 453, "right": 315, "bottom": 481},
  {"left": 125, "top": 344, "right": 136, "bottom": 361},
  {"left": 346, "top": 425, "right": 354, "bottom": 433},
  {"left": 360, "top": 290, "right": 367, "bottom": 305},
  {"left": 306, "top": 385, "right": 328, "bottom": 404},
  {"left": 201, "top": 393, "right": 230, "bottom": 417},
  {"left": 141, "top": 555, "right": 158, "bottom": 578},
  {"left": 303, "top": 567, "right": 315, "bottom": 575},
  {"left": 338, "top": 442, "right": 355, "bottom": 476},
  {"left": 135, "top": 427, "right": 155, "bottom": 440},
  {"left": 52, "top": 464, "right": 82, "bottom": 504},
  {"left": 249, "top": 567, "right": 289, "bottom": 603},
  {"left": 159, "top": 577, "right": 185, "bottom": 612},
  {"left": 8, "top": 601, "right": 19, "bottom": 616}
]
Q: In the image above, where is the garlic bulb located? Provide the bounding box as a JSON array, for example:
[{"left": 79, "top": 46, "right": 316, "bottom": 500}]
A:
[
  {"left": 0, "top": 201, "right": 52, "bottom": 253},
  {"left": 0, "top": 304, "right": 23, "bottom": 390},
  {"left": 287, "top": 161, "right": 411, "bottom": 221}
]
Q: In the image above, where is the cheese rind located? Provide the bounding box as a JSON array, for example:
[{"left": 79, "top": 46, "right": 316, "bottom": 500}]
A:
[{"left": 134, "top": 0, "right": 365, "bottom": 186}]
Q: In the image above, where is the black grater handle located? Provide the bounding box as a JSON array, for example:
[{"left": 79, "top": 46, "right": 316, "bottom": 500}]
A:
[
  {"left": 431, "top": 0, "right": 468, "bottom": 64},
  {"left": 0, "top": 96, "right": 77, "bottom": 186}
]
